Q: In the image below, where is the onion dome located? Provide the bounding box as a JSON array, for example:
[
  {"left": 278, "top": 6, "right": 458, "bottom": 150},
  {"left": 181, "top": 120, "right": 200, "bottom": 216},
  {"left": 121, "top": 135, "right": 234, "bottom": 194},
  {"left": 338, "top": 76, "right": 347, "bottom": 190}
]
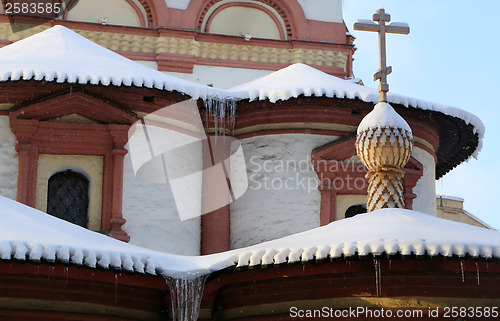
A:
[{"left": 356, "top": 102, "right": 413, "bottom": 211}]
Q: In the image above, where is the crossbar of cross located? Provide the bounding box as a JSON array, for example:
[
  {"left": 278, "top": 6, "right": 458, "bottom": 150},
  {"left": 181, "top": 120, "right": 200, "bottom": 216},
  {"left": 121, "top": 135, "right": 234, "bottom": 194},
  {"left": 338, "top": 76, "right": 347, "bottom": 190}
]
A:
[{"left": 354, "top": 8, "right": 410, "bottom": 102}]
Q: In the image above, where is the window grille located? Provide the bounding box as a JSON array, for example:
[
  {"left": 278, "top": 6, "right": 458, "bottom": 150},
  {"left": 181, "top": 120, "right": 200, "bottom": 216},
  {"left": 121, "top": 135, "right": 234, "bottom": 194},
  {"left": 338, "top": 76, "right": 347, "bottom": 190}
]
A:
[{"left": 47, "top": 170, "right": 89, "bottom": 227}]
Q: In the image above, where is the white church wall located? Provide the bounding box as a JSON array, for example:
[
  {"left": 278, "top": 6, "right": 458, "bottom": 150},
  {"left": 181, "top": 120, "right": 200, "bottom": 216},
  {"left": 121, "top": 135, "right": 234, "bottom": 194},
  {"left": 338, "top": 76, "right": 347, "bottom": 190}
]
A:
[
  {"left": 166, "top": 65, "right": 273, "bottom": 89},
  {"left": 0, "top": 116, "right": 18, "bottom": 200},
  {"left": 230, "top": 134, "right": 339, "bottom": 249},
  {"left": 122, "top": 153, "right": 201, "bottom": 255},
  {"left": 297, "top": 0, "right": 343, "bottom": 23},
  {"left": 411, "top": 146, "right": 437, "bottom": 215},
  {"left": 136, "top": 60, "right": 159, "bottom": 70}
]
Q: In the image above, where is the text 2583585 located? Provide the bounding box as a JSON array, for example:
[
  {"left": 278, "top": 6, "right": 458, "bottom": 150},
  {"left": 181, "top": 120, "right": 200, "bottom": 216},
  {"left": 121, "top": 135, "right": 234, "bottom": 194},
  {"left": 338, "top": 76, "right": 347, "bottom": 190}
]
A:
[{"left": 4, "top": 2, "right": 61, "bottom": 15}]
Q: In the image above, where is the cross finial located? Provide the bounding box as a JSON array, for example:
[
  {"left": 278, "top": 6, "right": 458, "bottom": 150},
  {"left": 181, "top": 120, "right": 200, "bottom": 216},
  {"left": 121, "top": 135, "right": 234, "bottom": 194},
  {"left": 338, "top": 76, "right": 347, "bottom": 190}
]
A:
[{"left": 354, "top": 8, "right": 410, "bottom": 102}]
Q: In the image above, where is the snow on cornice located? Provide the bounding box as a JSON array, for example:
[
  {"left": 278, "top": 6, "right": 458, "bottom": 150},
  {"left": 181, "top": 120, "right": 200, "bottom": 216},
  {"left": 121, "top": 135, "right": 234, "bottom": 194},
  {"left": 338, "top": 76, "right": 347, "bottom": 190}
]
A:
[
  {"left": 206, "top": 208, "right": 500, "bottom": 269},
  {"left": 1, "top": 196, "right": 499, "bottom": 279},
  {"left": 0, "top": 25, "right": 231, "bottom": 101},
  {"left": 229, "top": 63, "right": 485, "bottom": 158}
]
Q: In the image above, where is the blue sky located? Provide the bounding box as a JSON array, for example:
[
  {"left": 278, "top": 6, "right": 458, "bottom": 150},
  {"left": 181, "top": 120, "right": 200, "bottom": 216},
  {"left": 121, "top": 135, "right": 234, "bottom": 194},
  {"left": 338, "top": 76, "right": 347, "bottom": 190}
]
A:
[{"left": 343, "top": 1, "right": 500, "bottom": 229}]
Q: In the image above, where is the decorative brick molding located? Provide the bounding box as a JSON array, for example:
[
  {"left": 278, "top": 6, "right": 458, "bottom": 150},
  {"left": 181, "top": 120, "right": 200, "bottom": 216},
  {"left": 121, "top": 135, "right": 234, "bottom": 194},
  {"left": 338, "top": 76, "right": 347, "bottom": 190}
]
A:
[
  {"left": 0, "top": 20, "right": 352, "bottom": 75},
  {"left": 9, "top": 90, "right": 137, "bottom": 242}
]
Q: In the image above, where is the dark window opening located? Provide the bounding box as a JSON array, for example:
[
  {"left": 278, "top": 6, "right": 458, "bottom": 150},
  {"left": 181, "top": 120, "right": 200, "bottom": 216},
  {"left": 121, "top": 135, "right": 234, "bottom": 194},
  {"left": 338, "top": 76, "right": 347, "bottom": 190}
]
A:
[
  {"left": 47, "top": 170, "right": 89, "bottom": 227},
  {"left": 345, "top": 204, "right": 367, "bottom": 218}
]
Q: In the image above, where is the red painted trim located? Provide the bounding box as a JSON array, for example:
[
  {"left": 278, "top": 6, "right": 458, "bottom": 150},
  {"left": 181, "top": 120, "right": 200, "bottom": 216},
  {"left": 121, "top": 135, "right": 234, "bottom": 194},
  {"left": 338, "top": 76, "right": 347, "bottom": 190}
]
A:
[
  {"left": 235, "top": 129, "right": 351, "bottom": 140},
  {"left": 319, "top": 189, "right": 336, "bottom": 225},
  {"left": 205, "top": 2, "right": 286, "bottom": 40},
  {"left": 201, "top": 136, "right": 231, "bottom": 254},
  {"left": 124, "top": 0, "right": 146, "bottom": 28},
  {"left": 109, "top": 148, "right": 129, "bottom": 242},
  {"left": 9, "top": 90, "right": 137, "bottom": 241},
  {"left": 205, "top": 259, "right": 500, "bottom": 316},
  {"left": 0, "top": 261, "right": 169, "bottom": 320},
  {"left": 194, "top": 57, "right": 347, "bottom": 76}
]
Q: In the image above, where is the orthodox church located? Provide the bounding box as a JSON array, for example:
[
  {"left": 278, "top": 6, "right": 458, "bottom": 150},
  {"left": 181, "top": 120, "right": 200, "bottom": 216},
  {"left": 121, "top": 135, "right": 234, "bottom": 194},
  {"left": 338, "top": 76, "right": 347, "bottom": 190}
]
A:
[{"left": 0, "top": 1, "right": 498, "bottom": 320}]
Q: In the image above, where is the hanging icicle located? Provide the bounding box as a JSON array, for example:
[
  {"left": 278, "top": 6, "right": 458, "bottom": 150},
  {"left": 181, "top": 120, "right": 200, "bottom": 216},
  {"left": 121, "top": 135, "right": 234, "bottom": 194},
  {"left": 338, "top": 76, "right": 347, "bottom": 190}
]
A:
[
  {"left": 165, "top": 273, "right": 209, "bottom": 321},
  {"left": 203, "top": 98, "right": 237, "bottom": 135}
]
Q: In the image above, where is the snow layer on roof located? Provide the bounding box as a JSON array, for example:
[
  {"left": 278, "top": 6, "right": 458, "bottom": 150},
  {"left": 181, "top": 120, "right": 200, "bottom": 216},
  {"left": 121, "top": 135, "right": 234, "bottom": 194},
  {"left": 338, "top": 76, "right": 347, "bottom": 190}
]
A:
[
  {"left": 229, "top": 63, "right": 485, "bottom": 158},
  {"left": 0, "top": 25, "right": 229, "bottom": 101},
  {"left": 205, "top": 208, "right": 500, "bottom": 268},
  {"left": 0, "top": 196, "right": 206, "bottom": 278},
  {"left": 2, "top": 195, "right": 499, "bottom": 278},
  {"left": 357, "top": 102, "right": 411, "bottom": 133}
]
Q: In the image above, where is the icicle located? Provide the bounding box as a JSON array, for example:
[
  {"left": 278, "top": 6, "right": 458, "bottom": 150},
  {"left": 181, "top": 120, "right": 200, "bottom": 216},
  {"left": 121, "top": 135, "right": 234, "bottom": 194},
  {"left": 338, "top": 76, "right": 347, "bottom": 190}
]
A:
[
  {"left": 373, "top": 258, "right": 381, "bottom": 297},
  {"left": 114, "top": 273, "right": 119, "bottom": 303},
  {"left": 204, "top": 99, "right": 213, "bottom": 125},
  {"left": 475, "top": 262, "right": 480, "bottom": 286},
  {"left": 203, "top": 98, "right": 237, "bottom": 136},
  {"left": 165, "top": 274, "right": 209, "bottom": 321},
  {"left": 64, "top": 266, "right": 69, "bottom": 283},
  {"left": 229, "top": 100, "right": 237, "bottom": 131},
  {"left": 460, "top": 260, "right": 465, "bottom": 283}
]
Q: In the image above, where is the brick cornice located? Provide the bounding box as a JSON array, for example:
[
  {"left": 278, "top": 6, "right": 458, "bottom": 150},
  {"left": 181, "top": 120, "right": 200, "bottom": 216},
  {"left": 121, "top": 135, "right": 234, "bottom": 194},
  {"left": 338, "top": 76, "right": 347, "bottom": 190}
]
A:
[{"left": 0, "top": 19, "right": 352, "bottom": 75}]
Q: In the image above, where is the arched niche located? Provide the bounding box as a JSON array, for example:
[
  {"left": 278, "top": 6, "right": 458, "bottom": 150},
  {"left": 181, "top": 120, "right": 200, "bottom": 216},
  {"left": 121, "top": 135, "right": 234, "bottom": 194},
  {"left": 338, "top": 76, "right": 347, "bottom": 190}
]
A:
[
  {"left": 206, "top": 3, "right": 283, "bottom": 39},
  {"left": 64, "top": 0, "right": 151, "bottom": 27},
  {"left": 199, "top": 0, "right": 296, "bottom": 40}
]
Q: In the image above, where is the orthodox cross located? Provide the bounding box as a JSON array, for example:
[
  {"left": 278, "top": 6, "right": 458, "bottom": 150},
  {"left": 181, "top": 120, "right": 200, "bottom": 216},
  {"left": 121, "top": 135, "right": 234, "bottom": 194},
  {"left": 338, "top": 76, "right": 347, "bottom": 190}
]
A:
[{"left": 353, "top": 8, "right": 410, "bottom": 102}]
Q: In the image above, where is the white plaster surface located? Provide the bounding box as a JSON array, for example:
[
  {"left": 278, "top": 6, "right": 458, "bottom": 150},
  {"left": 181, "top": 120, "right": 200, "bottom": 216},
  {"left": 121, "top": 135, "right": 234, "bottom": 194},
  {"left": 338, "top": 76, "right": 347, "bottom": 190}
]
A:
[
  {"left": 135, "top": 60, "right": 158, "bottom": 70},
  {"left": 297, "top": 0, "right": 343, "bottom": 23},
  {"left": 67, "top": 0, "right": 142, "bottom": 27},
  {"left": 411, "top": 146, "right": 436, "bottom": 215},
  {"left": 230, "top": 134, "right": 339, "bottom": 249},
  {"left": 166, "top": 65, "right": 274, "bottom": 89},
  {"left": 122, "top": 153, "right": 201, "bottom": 255},
  {"left": 0, "top": 116, "right": 18, "bottom": 200}
]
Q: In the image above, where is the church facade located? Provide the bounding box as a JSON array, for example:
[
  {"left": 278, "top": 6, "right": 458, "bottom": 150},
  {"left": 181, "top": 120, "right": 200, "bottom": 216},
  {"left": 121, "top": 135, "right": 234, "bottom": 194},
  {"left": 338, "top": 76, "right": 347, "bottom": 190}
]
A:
[
  {"left": 0, "top": 0, "right": 489, "bottom": 259},
  {"left": 0, "top": 2, "right": 498, "bottom": 321}
]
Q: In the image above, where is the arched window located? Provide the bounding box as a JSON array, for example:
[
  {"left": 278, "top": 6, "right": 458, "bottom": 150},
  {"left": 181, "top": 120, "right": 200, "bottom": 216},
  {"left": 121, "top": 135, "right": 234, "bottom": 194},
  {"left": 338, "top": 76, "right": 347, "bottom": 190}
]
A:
[
  {"left": 47, "top": 170, "right": 89, "bottom": 227},
  {"left": 345, "top": 204, "right": 366, "bottom": 219}
]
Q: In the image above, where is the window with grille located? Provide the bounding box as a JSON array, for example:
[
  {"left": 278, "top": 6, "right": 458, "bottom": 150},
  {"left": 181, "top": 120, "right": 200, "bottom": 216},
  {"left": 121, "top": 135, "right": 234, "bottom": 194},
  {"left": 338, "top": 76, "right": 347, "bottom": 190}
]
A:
[{"left": 47, "top": 170, "right": 89, "bottom": 227}]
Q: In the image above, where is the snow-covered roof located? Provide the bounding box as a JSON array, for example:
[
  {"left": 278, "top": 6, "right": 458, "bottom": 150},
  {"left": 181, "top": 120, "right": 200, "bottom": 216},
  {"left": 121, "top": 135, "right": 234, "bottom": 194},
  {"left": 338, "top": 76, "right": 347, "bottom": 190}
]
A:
[
  {"left": 229, "top": 63, "right": 484, "bottom": 159},
  {"left": 0, "top": 196, "right": 205, "bottom": 278},
  {"left": 212, "top": 208, "right": 500, "bottom": 268},
  {"left": 0, "top": 25, "right": 230, "bottom": 101},
  {"left": 2, "top": 196, "right": 499, "bottom": 279}
]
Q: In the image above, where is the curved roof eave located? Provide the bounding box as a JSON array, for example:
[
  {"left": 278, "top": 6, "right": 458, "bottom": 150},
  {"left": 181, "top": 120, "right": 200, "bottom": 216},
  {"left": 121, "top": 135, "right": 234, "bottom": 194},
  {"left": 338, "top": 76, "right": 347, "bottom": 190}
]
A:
[{"left": 228, "top": 63, "right": 484, "bottom": 177}]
